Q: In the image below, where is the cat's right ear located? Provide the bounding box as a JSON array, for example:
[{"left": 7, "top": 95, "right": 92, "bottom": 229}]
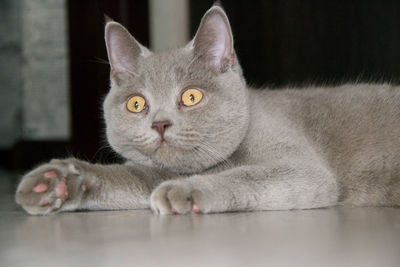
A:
[
  {"left": 189, "top": 5, "right": 235, "bottom": 73},
  {"left": 105, "top": 21, "right": 151, "bottom": 78}
]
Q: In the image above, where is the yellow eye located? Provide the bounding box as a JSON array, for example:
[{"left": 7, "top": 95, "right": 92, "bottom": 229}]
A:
[
  {"left": 127, "top": 95, "right": 146, "bottom": 113},
  {"left": 181, "top": 88, "right": 203, "bottom": 106}
]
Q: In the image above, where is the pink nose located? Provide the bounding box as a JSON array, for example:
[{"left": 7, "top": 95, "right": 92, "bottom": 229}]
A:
[{"left": 151, "top": 120, "right": 172, "bottom": 138}]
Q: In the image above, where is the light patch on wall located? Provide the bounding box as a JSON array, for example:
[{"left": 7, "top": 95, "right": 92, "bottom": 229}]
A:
[
  {"left": 0, "top": 0, "right": 22, "bottom": 148},
  {"left": 21, "top": 0, "right": 70, "bottom": 141},
  {"left": 149, "top": 0, "right": 190, "bottom": 51}
]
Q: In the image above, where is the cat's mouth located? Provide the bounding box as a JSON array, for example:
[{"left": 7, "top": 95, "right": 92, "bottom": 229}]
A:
[
  {"left": 149, "top": 135, "right": 197, "bottom": 160},
  {"left": 153, "top": 137, "right": 173, "bottom": 152},
  {"left": 160, "top": 139, "right": 168, "bottom": 147},
  {"left": 152, "top": 136, "right": 193, "bottom": 157}
]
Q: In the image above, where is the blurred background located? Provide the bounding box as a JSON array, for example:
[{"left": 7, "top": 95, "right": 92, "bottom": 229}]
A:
[{"left": 1, "top": 0, "right": 400, "bottom": 172}]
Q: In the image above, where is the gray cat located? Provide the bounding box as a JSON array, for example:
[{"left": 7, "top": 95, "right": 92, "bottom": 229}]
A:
[{"left": 15, "top": 6, "right": 400, "bottom": 215}]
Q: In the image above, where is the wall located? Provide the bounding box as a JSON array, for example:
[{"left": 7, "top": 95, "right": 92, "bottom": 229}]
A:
[
  {"left": 149, "top": 0, "right": 190, "bottom": 51},
  {"left": 0, "top": 0, "right": 22, "bottom": 149},
  {"left": 21, "top": 0, "right": 70, "bottom": 141},
  {"left": 0, "top": 0, "right": 70, "bottom": 149}
]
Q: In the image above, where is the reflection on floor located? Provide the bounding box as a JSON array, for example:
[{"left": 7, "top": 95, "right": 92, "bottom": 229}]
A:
[{"left": 1, "top": 170, "right": 400, "bottom": 267}]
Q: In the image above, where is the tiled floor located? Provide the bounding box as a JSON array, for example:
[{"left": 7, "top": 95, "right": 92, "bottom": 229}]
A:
[{"left": 1, "top": 171, "right": 400, "bottom": 267}]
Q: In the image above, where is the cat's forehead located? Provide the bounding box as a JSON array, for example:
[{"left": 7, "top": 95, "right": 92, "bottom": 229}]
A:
[
  {"left": 138, "top": 49, "right": 211, "bottom": 91},
  {"left": 144, "top": 49, "right": 190, "bottom": 75}
]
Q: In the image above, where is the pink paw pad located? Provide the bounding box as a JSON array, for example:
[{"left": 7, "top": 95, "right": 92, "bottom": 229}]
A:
[
  {"left": 55, "top": 180, "right": 68, "bottom": 200},
  {"left": 39, "top": 200, "right": 50, "bottom": 206},
  {"left": 51, "top": 206, "right": 59, "bottom": 212},
  {"left": 44, "top": 170, "right": 57, "bottom": 179},
  {"left": 33, "top": 184, "right": 48, "bottom": 193},
  {"left": 171, "top": 208, "right": 179, "bottom": 215},
  {"left": 192, "top": 204, "right": 201, "bottom": 213}
]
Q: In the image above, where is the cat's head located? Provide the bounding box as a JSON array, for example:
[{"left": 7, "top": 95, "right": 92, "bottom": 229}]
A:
[{"left": 103, "top": 6, "right": 249, "bottom": 173}]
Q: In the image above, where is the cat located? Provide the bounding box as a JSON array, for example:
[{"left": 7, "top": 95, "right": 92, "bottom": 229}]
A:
[{"left": 15, "top": 5, "right": 400, "bottom": 215}]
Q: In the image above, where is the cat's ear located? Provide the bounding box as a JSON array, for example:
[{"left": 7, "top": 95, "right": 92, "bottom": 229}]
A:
[
  {"left": 105, "top": 21, "right": 151, "bottom": 77},
  {"left": 190, "top": 5, "right": 235, "bottom": 72}
]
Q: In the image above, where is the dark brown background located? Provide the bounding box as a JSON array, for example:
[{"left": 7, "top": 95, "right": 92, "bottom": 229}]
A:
[{"left": 2, "top": 0, "right": 400, "bottom": 170}]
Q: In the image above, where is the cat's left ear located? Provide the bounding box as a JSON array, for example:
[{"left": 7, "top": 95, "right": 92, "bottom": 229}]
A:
[
  {"left": 189, "top": 5, "right": 235, "bottom": 72},
  {"left": 105, "top": 21, "right": 151, "bottom": 77}
]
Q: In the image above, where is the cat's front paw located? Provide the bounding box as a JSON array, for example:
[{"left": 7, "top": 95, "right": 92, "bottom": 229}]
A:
[
  {"left": 15, "top": 159, "right": 87, "bottom": 215},
  {"left": 150, "top": 181, "right": 211, "bottom": 215}
]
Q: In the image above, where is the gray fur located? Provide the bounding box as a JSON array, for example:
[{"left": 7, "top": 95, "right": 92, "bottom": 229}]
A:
[{"left": 15, "top": 6, "right": 400, "bottom": 215}]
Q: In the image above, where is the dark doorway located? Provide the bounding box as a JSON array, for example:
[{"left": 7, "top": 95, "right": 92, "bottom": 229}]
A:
[
  {"left": 67, "top": 0, "right": 149, "bottom": 164},
  {"left": 191, "top": 0, "right": 400, "bottom": 87}
]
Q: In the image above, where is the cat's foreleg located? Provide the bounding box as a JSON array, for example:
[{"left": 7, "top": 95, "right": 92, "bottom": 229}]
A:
[
  {"left": 150, "top": 162, "right": 338, "bottom": 214},
  {"left": 15, "top": 158, "right": 167, "bottom": 215}
]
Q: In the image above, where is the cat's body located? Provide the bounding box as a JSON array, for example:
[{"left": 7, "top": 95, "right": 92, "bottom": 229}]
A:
[
  {"left": 244, "top": 84, "right": 400, "bottom": 207},
  {"left": 15, "top": 6, "right": 400, "bottom": 215}
]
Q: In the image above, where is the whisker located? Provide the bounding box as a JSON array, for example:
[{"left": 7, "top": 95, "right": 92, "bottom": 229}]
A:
[
  {"left": 132, "top": 136, "right": 150, "bottom": 143},
  {"left": 190, "top": 147, "right": 209, "bottom": 170},
  {"left": 202, "top": 128, "right": 235, "bottom": 137},
  {"left": 87, "top": 57, "right": 110, "bottom": 66},
  {"left": 196, "top": 140, "right": 234, "bottom": 170},
  {"left": 196, "top": 146, "right": 232, "bottom": 170}
]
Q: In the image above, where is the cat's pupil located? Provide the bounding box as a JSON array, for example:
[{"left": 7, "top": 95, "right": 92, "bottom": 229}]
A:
[
  {"left": 134, "top": 101, "right": 139, "bottom": 109},
  {"left": 189, "top": 94, "right": 195, "bottom": 102}
]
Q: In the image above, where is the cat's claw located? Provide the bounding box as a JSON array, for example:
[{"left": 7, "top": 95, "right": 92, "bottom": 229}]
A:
[
  {"left": 150, "top": 181, "right": 207, "bottom": 215},
  {"left": 15, "top": 159, "right": 85, "bottom": 215}
]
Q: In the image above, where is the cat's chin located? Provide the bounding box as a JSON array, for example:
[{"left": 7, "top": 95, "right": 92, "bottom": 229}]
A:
[
  {"left": 152, "top": 140, "right": 184, "bottom": 162},
  {"left": 153, "top": 140, "right": 174, "bottom": 154},
  {"left": 149, "top": 142, "right": 204, "bottom": 174}
]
